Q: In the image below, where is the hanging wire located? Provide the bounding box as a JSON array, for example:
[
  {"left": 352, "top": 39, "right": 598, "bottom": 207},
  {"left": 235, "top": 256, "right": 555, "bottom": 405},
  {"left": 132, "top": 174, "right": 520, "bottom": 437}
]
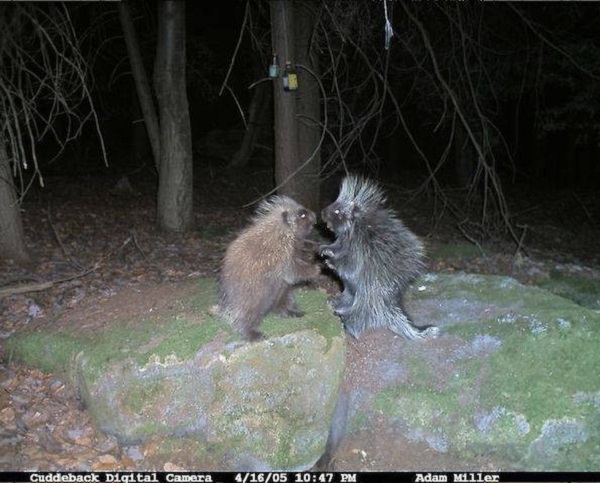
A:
[{"left": 384, "top": 0, "right": 394, "bottom": 50}]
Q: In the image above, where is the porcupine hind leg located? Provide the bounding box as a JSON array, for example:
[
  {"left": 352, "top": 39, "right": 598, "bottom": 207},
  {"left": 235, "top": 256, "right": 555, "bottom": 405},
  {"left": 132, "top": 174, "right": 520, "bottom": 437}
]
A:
[
  {"left": 338, "top": 311, "right": 364, "bottom": 339},
  {"left": 388, "top": 305, "right": 439, "bottom": 340},
  {"left": 273, "top": 286, "right": 305, "bottom": 318},
  {"left": 330, "top": 276, "right": 356, "bottom": 316},
  {"left": 319, "top": 246, "right": 357, "bottom": 317},
  {"left": 234, "top": 312, "right": 266, "bottom": 342}
]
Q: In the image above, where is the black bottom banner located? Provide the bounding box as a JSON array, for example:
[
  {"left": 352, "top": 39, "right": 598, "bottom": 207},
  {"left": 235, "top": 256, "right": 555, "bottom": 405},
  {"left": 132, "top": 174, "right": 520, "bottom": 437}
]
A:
[{"left": 0, "top": 472, "right": 599, "bottom": 483}]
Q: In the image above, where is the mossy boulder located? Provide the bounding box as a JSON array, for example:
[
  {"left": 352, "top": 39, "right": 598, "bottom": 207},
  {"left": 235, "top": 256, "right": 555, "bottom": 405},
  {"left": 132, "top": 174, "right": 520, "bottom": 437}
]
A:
[
  {"left": 6, "top": 279, "right": 345, "bottom": 470},
  {"left": 363, "top": 273, "right": 600, "bottom": 470},
  {"left": 8, "top": 272, "right": 600, "bottom": 470}
]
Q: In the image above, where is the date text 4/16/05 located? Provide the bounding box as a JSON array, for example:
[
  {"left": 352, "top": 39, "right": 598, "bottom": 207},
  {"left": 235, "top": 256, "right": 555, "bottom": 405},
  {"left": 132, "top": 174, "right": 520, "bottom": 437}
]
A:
[{"left": 234, "top": 474, "right": 353, "bottom": 483}]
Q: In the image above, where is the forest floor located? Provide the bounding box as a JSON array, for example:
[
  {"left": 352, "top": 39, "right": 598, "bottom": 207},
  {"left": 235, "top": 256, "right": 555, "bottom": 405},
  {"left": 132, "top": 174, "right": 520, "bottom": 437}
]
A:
[{"left": 1, "top": 170, "right": 599, "bottom": 471}]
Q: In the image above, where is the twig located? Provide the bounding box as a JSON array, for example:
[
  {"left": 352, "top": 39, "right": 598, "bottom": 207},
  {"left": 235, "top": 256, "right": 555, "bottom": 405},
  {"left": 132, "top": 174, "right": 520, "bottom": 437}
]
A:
[
  {"left": 218, "top": 0, "right": 250, "bottom": 97},
  {"left": 513, "top": 223, "right": 529, "bottom": 258},
  {"left": 130, "top": 231, "right": 147, "bottom": 260},
  {"left": 0, "top": 236, "right": 133, "bottom": 299},
  {"left": 46, "top": 202, "right": 84, "bottom": 271},
  {"left": 572, "top": 192, "right": 595, "bottom": 225},
  {"left": 508, "top": 4, "right": 600, "bottom": 82},
  {"left": 1, "top": 3, "right": 107, "bottom": 199}
]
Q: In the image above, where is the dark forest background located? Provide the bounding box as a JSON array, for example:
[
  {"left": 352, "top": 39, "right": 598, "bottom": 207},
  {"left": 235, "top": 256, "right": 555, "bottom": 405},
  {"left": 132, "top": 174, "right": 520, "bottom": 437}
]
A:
[{"left": 1, "top": 0, "right": 599, "bottom": 262}]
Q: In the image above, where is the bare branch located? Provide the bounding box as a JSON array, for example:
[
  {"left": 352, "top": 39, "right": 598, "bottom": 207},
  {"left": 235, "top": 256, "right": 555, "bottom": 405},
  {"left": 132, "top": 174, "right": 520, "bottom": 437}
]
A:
[{"left": 0, "top": 3, "right": 107, "bottom": 196}]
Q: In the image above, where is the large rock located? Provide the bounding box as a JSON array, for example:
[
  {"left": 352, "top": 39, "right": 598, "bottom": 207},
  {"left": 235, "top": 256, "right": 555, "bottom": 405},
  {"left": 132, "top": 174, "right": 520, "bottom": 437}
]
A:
[
  {"left": 345, "top": 273, "right": 600, "bottom": 470},
  {"left": 6, "top": 279, "right": 345, "bottom": 470},
  {"left": 9, "top": 272, "right": 599, "bottom": 470}
]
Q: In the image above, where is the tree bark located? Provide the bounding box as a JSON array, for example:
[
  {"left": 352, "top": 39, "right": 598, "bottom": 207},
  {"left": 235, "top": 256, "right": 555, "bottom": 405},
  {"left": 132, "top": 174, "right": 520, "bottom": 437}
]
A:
[
  {"left": 270, "top": 0, "right": 300, "bottom": 198},
  {"left": 118, "top": 1, "right": 161, "bottom": 171},
  {"left": 154, "top": 0, "right": 193, "bottom": 232},
  {"left": 0, "top": 137, "right": 28, "bottom": 262},
  {"left": 294, "top": 0, "right": 321, "bottom": 211}
]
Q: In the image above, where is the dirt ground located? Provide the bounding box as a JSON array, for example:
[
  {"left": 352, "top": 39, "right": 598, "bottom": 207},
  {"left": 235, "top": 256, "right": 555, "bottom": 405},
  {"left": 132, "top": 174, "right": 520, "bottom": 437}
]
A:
[{"left": 1, "top": 173, "right": 599, "bottom": 471}]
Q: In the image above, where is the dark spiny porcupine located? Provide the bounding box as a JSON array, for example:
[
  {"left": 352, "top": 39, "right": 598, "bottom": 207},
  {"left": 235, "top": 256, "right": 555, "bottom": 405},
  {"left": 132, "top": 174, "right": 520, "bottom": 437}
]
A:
[
  {"left": 216, "top": 196, "right": 320, "bottom": 341},
  {"left": 320, "top": 175, "right": 438, "bottom": 340}
]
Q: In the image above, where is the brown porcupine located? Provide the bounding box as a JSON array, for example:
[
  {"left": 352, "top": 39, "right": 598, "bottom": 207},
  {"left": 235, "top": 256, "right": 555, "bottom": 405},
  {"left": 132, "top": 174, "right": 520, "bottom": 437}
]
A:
[
  {"left": 320, "top": 175, "right": 438, "bottom": 340},
  {"left": 216, "top": 195, "right": 320, "bottom": 341}
]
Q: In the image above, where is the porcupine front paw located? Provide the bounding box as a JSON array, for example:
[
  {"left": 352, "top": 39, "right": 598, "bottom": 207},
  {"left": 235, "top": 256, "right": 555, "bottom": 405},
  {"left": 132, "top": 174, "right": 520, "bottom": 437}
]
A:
[
  {"left": 243, "top": 329, "right": 266, "bottom": 342},
  {"left": 276, "top": 307, "right": 305, "bottom": 318},
  {"left": 319, "top": 245, "right": 335, "bottom": 259}
]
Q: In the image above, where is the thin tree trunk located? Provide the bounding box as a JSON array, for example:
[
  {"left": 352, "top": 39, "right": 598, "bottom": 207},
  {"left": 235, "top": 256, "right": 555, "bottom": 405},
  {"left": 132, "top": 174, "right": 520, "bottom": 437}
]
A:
[
  {"left": 155, "top": 0, "right": 193, "bottom": 232},
  {"left": 118, "top": 2, "right": 161, "bottom": 171},
  {"left": 270, "top": 0, "right": 299, "bottom": 198},
  {"left": 454, "top": 123, "right": 475, "bottom": 188},
  {"left": 0, "top": 137, "right": 28, "bottom": 262},
  {"left": 229, "top": 82, "right": 270, "bottom": 168},
  {"left": 129, "top": 94, "right": 151, "bottom": 165},
  {"left": 294, "top": 0, "right": 321, "bottom": 211}
]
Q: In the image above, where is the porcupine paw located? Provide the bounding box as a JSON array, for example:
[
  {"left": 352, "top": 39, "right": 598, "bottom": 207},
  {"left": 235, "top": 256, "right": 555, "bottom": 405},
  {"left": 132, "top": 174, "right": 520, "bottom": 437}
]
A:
[
  {"left": 422, "top": 325, "right": 440, "bottom": 338},
  {"left": 277, "top": 307, "right": 305, "bottom": 318},
  {"left": 319, "top": 246, "right": 335, "bottom": 259},
  {"left": 330, "top": 295, "right": 353, "bottom": 316},
  {"left": 414, "top": 324, "right": 440, "bottom": 339},
  {"left": 244, "top": 329, "right": 266, "bottom": 342}
]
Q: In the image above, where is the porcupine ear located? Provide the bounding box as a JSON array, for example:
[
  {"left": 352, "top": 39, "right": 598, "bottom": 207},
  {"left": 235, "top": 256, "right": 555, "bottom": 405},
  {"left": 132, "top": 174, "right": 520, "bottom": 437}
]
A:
[{"left": 282, "top": 210, "right": 291, "bottom": 226}]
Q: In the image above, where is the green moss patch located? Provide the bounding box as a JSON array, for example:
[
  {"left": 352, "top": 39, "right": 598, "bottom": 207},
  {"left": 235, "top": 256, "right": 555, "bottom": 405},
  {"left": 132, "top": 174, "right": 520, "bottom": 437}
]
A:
[
  {"left": 428, "top": 241, "right": 485, "bottom": 260},
  {"left": 6, "top": 279, "right": 335, "bottom": 383},
  {"left": 374, "top": 273, "right": 600, "bottom": 470},
  {"left": 537, "top": 270, "right": 600, "bottom": 310}
]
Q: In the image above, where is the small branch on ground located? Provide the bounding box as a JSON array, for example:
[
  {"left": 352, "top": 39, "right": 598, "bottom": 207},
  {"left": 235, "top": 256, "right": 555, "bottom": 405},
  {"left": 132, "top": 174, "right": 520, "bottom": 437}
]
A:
[{"left": 0, "top": 236, "right": 133, "bottom": 299}]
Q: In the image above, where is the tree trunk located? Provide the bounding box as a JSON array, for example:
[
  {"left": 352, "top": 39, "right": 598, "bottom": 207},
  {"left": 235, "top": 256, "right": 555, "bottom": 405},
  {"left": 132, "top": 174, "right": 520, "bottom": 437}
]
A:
[
  {"left": 154, "top": 0, "right": 193, "bottom": 232},
  {"left": 270, "top": 0, "right": 300, "bottom": 198},
  {"left": 129, "top": 94, "right": 151, "bottom": 166},
  {"left": 0, "top": 137, "right": 28, "bottom": 262},
  {"left": 294, "top": 0, "right": 321, "bottom": 211},
  {"left": 454, "top": 122, "right": 475, "bottom": 188},
  {"left": 229, "top": 81, "right": 270, "bottom": 168},
  {"left": 118, "top": 1, "right": 161, "bottom": 171}
]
